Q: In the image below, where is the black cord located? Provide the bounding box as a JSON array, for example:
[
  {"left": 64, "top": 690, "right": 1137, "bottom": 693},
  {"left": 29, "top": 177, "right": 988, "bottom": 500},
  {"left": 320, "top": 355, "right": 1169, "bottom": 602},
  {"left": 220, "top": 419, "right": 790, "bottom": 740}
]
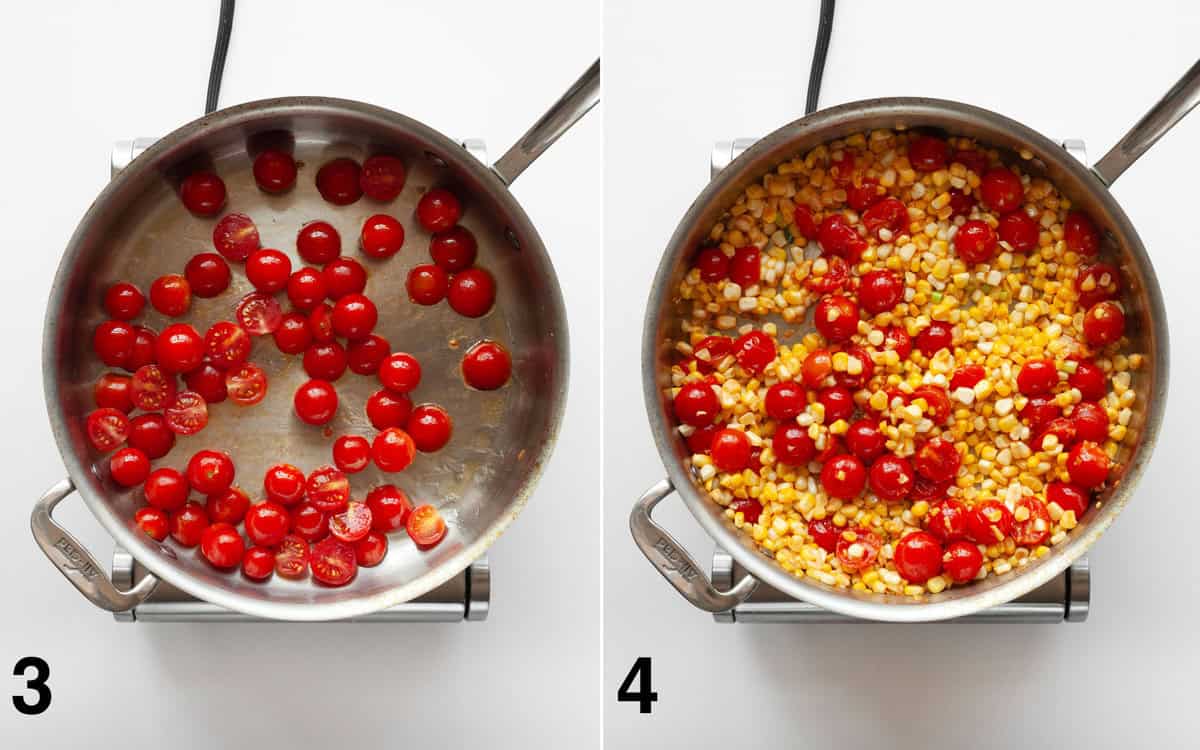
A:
[
  {"left": 805, "top": 0, "right": 836, "bottom": 115},
  {"left": 205, "top": 0, "right": 236, "bottom": 114}
]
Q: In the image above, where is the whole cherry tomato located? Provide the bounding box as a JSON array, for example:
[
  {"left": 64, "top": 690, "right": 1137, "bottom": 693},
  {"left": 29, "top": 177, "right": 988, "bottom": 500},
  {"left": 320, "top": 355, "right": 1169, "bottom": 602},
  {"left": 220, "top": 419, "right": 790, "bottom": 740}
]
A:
[{"left": 894, "top": 531, "right": 943, "bottom": 583}]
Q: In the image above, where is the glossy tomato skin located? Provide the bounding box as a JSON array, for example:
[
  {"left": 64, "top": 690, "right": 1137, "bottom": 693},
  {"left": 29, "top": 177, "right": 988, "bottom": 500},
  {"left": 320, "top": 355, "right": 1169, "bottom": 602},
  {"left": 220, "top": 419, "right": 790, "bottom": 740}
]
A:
[
  {"left": 1067, "top": 441, "right": 1110, "bottom": 488},
  {"left": 143, "top": 467, "right": 189, "bottom": 511},
  {"left": 979, "top": 167, "right": 1023, "bottom": 214},
  {"left": 373, "top": 428, "right": 416, "bottom": 472},
  {"left": 710, "top": 429, "right": 752, "bottom": 472},
  {"left": 366, "top": 389, "right": 413, "bottom": 430},
  {"left": 808, "top": 518, "right": 839, "bottom": 552},
  {"left": 416, "top": 188, "right": 461, "bottom": 232},
  {"left": 1064, "top": 211, "right": 1100, "bottom": 256},
  {"left": 135, "top": 507, "right": 169, "bottom": 542},
  {"left": 329, "top": 502, "right": 373, "bottom": 543},
  {"left": 845, "top": 419, "right": 886, "bottom": 463},
  {"left": 365, "top": 484, "right": 413, "bottom": 532},
  {"left": 184, "top": 253, "right": 231, "bottom": 298},
  {"left": 1047, "top": 482, "right": 1090, "bottom": 517},
  {"left": 303, "top": 342, "right": 348, "bottom": 381},
  {"left": 814, "top": 295, "right": 859, "bottom": 342},
  {"left": 407, "top": 404, "right": 452, "bottom": 452},
  {"left": 1072, "top": 402, "right": 1110, "bottom": 443},
  {"left": 355, "top": 532, "right": 388, "bottom": 567},
  {"left": 274, "top": 534, "right": 310, "bottom": 579},
  {"left": 817, "top": 214, "right": 866, "bottom": 261},
  {"left": 310, "top": 537, "right": 358, "bottom": 586},
  {"left": 237, "top": 292, "right": 283, "bottom": 336},
  {"left": 149, "top": 274, "right": 192, "bottom": 316},
  {"left": 307, "top": 303, "right": 334, "bottom": 343},
  {"left": 430, "top": 226, "right": 478, "bottom": 272},
  {"left": 289, "top": 502, "right": 329, "bottom": 542},
  {"left": 914, "top": 437, "right": 961, "bottom": 482},
  {"left": 245, "top": 249, "right": 292, "bottom": 294},
  {"left": 206, "top": 486, "right": 250, "bottom": 525},
  {"left": 954, "top": 220, "right": 998, "bottom": 264},
  {"left": 109, "top": 447, "right": 150, "bottom": 487},
  {"left": 773, "top": 424, "right": 816, "bottom": 466},
  {"left": 293, "top": 379, "right": 338, "bottom": 425},
  {"left": 915, "top": 320, "right": 953, "bottom": 358},
  {"left": 186, "top": 449, "right": 235, "bottom": 495},
  {"left": 297, "top": 221, "right": 341, "bottom": 265},
  {"left": 694, "top": 247, "right": 729, "bottom": 282},
  {"left": 379, "top": 352, "right": 421, "bottom": 393},
  {"left": 322, "top": 257, "right": 368, "bottom": 299},
  {"left": 817, "top": 386, "right": 854, "bottom": 423},
  {"left": 128, "top": 327, "right": 158, "bottom": 371},
  {"left": 94, "top": 320, "right": 137, "bottom": 368},
  {"left": 998, "top": 211, "right": 1040, "bottom": 252},
  {"left": 1083, "top": 301, "right": 1126, "bottom": 347},
  {"left": 673, "top": 382, "right": 718, "bottom": 427},
  {"left": 200, "top": 523, "right": 245, "bottom": 569},
  {"left": 858, "top": 270, "right": 904, "bottom": 314},
  {"left": 728, "top": 498, "right": 762, "bottom": 524},
  {"left": 686, "top": 424, "right": 720, "bottom": 454},
  {"left": 729, "top": 246, "right": 760, "bottom": 287},
  {"left": 462, "top": 340, "right": 512, "bottom": 390},
  {"left": 1075, "top": 262, "right": 1122, "bottom": 309},
  {"left": 820, "top": 454, "right": 867, "bottom": 499},
  {"left": 869, "top": 454, "right": 915, "bottom": 502},
  {"left": 407, "top": 264, "right": 449, "bottom": 304},
  {"left": 1012, "top": 497, "right": 1051, "bottom": 547},
  {"left": 733, "top": 331, "right": 776, "bottom": 375},
  {"left": 406, "top": 504, "right": 447, "bottom": 548},
  {"left": 333, "top": 435, "right": 372, "bottom": 473},
  {"left": 862, "top": 197, "right": 907, "bottom": 239},
  {"left": 925, "top": 499, "right": 969, "bottom": 542},
  {"left": 835, "top": 527, "right": 881, "bottom": 573},
  {"left": 360, "top": 214, "right": 405, "bottom": 258},
  {"left": 966, "top": 499, "right": 1014, "bottom": 545},
  {"left": 894, "top": 531, "right": 943, "bottom": 583},
  {"left": 347, "top": 335, "right": 391, "bottom": 375},
  {"left": 764, "top": 382, "right": 806, "bottom": 421},
  {"left": 241, "top": 546, "right": 276, "bottom": 580},
  {"left": 184, "top": 364, "right": 228, "bottom": 404},
  {"left": 942, "top": 541, "right": 983, "bottom": 583},
  {"left": 169, "top": 502, "right": 209, "bottom": 548},
  {"left": 263, "top": 463, "right": 306, "bottom": 506},
  {"left": 104, "top": 282, "right": 145, "bottom": 320},
  {"left": 331, "top": 293, "right": 378, "bottom": 339},
  {"left": 1068, "top": 359, "right": 1107, "bottom": 401},
  {"left": 245, "top": 501, "right": 290, "bottom": 547},
  {"left": 447, "top": 268, "right": 496, "bottom": 318},
  {"left": 203, "top": 322, "right": 251, "bottom": 371},
  {"left": 316, "top": 158, "right": 363, "bottom": 205},
  {"left": 225, "top": 363, "right": 268, "bottom": 406},
  {"left": 909, "top": 135, "right": 948, "bottom": 172},
  {"left": 1020, "top": 395, "right": 1060, "bottom": 433},
  {"left": 286, "top": 267, "right": 328, "bottom": 311},
  {"left": 128, "top": 413, "right": 175, "bottom": 459},
  {"left": 155, "top": 323, "right": 204, "bottom": 374},
  {"left": 213, "top": 213, "right": 261, "bottom": 261},
  {"left": 949, "top": 364, "right": 986, "bottom": 392},
  {"left": 180, "top": 171, "right": 226, "bottom": 216},
  {"left": 360, "top": 155, "right": 407, "bottom": 201},
  {"left": 252, "top": 149, "right": 297, "bottom": 193},
  {"left": 94, "top": 373, "right": 134, "bottom": 413},
  {"left": 1017, "top": 358, "right": 1058, "bottom": 396},
  {"left": 273, "top": 313, "right": 313, "bottom": 355}
]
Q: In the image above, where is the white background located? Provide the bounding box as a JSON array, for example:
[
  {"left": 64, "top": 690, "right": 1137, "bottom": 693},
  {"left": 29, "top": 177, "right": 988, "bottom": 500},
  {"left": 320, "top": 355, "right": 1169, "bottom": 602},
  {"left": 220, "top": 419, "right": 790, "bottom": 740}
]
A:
[
  {"left": 605, "top": 0, "right": 1197, "bottom": 747},
  {"left": 0, "top": 1, "right": 600, "bottom": 747}
]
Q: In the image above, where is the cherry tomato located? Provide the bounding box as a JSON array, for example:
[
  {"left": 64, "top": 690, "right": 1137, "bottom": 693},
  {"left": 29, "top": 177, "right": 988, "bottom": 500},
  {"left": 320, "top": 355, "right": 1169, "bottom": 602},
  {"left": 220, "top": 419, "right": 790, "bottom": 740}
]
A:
[
  {"left": 316, "top": 157, "right": 362, "bottom": 205},
  {"left": 909, "top": 135, "right": 948, "bottom": 172},
  {"left": 911, "top": 385, "right": 952, "bottom": 424},
  {"left": 818, "top": 386, "right": 854, "bottom": 423},
  {"left": 764, "top": 382, "right": 806, "bottom": 421},
  {"left": 347, "top": 334, "right": 391, "bottom": 375},
  {"left": 373, "top": 428, "right": 416, "bottom": 472},
  {"left": 104, "top": 282, "right": 145, "bottom": 320},
  {"left": 1071, "top": 402, "right": 1109, "bottom": 443},
  {"left": 729, "top": 246, "right": 760, "bottom": 287},
  {"left": 914, "top": 437, "right": 960, "bottom": 482},
  {"left": 834, "top": 346, "right": 875, "bottom": 390},
  {"left": 894, "top": 530, "right": 943, "bottom": 583},
  {"left": 694, "top": 247, "right": 729, "bottom": 282},
  {"left": 461, "top": 340, "right": 512, "bottom": 390},
  {"left": 448, "top": 268, "right": 496, "bottom": 318},
  {"left": 264, "top": 463, "right": 306, "bottom": 506},
  {"left": 127, "top": 326, "right": 158, "bottom": 370},
  {"left": 723, "top": 498, "right": 758, "bottom": 525},
  {"left": 129, "top": 365, "right": 176, "bottom": 411},
  {"left": 164, "top": 391, "right": 208, "bottom": 435},
  {"left": 225, "top": 363, "right": 267, "bottom": 406},
  {"left": 245, "top": 249, "right": 292, "bottom": 294},
  {"left": 331, "top": 293, "right": 377, "bottom": 339},
  {"left": 814, "top": 295, "right": 858, "bottom": 342},
  {"left": 83, "top": 407, "right": 128, "bottom": 453},
  {"left": 673, "top": 382, "right": 719, "bottom": 427},
  {"left": 690, "top": 336, "right": 732, "bottom": 375},
  {"left": 155, "top": 323, "right": 203, "bottom": 374},
  {"left": 200, "top": 522, "right": 245, "bottom": 569},
  {"left": 1046, "top": 482, "right": 1089, "bottom": 517},
  {"left": 245, "top": 501, "right": 290, "bottom": 546},
  {"left": 710, "top": 429, "right": 751, "bottom": 472},
  {"left": 308, "top": 303, "right": 335, "bottom": 343},
  {"left": 979, "top": 167, "right": 1023, "bottom": 214},
  {"left": 1067, "top": 441, "right": 1110, "bottom": 488},
  {"left": 1017, "top": 358, "right": 1058, "bottom": 396},
  {"left": 406, "top": 504, "right": 447, "bottom": 548},
  {"left": 184, "top": 364, "right": 228, "bottom": 404},
  {"left": 869, "top": 454, "right": 915, "bottom": 501},
  {"left": 1074, "top": 262, "right": 1122, "bottom": 309},
  {"left": 274, "top": 534, "right": 310, "bottom": 578},
  {"left": 206, "top": 486, "right": 250, "bottom": 525},
  {"left": 293, "top": 379, "right": 338, "bottom": 425},
  {"left": 408, "top": 264, "right": 449, "bottom": 304},
  {"left": 1035, "top": 417, "right": 1076, "bottom": 451},
  {"left": 296, "top": 221, "right": 341, "bottom": 265},
  {"left": 287, "top": 502, "right": 328, "bottom": 542},
  {"left": 966, "top": 499, "right": 1014, "bottom": 545},
  {"left": 328, "top": 501, "right": 373, "bottom": 543},
  {"left": 366, "top": 484, "right": 413, "bottom": 532},
  {"left": 94, "top": 376, "right": 135, "bottom": 419},
  {"left": 109, "top": 447, "right": 149, "bottom": 487},
  {"left": 360, "top": 214, "right": 405, "bottom": 258},
  {"left": 204, "top": 321, "right": 251, "bottom": 369},
  {"left": 169, "top": 502, "right": 209, "bottom": 547},
  {"left": 828, "top": 150, "right": 856, "bottom": 184},
  {"left": 954, "top": 220, "right": 998, "bottom": 264},
  {"left": 366, "top": 389, "right": 413, "bottom": 430},
  {"left": 881, "top": 326, "right": 913, "bottom": 360},
  {"left": 333, "top": 435, "right": 372, "bottom": 473},
  {"left": 846, "top": 177, "right": 881, "bottom": 212},
  {"left": 1020, "top": 395, "right": 1060, "bottom": 432},
  {"left": 128, "top": 413, "right": 175, "bottom": 459},
  {"left": 806, "top": 255, "right": 849, "bottom": 294},
  {"left": 186, "top": 449, "right": 234, "bottom": 494},
  {"left": 1012, "top": 497, "right": 1051, "bottom": 547},
  {"left": 773, "top": 424, "right": 816, "bottom": 466},
  {"left": 948, "top": 189, "right": 975, "bottom": 216},
  {"left": 286, "top": 267, "right": 328, "bottom": 311},
  {"left": 267, "top": 314, "right": 308, "bottom": 356},
  {"left": 299, "top": 466, "right": 347, "bottom": 514},
  {"left": 307, "top": 536, "right": 358, "bottom": 586},
  {"left": 252, "top": 149, "right": 297, "bottom": 193},
  {"left": 241, "top": 546, "right": 276, "bottom": 580},
  {"left": 135, "top": 507, "right": 169, "bottom": 542},
  {"left": 1064, "top": 211, "right": 1100, "bottom": 256},
  {"left": 998, "top": 211, "right": 1040, "bottom": 252},
  {"left": 952, "top": 148, "right": 989, "bottom": 175},
  {"left": 236, "top": 292, "right": 283, "bottom": 336},
  {"left": 845, "top": 419, "right": 885, "bottom": 463},
  {"left": 686, "top": 423, "right": 719, "bottom": 454},
  {"left": 322, "top": 256, "right": 368, "bottom": 299},
  {"left": 808, "top": 517, "right": 839, "bottom": 552},
  {"left": 379, "top": 352, "right": 421, "bottom": 393},
  {"left": 149, "top": 274, "right": 191, "bottom": 317},
  {"left": 1068, "top": 359, "right": 1107, "bottom": 401},
  {"left": 817, "top": 214, "right": 866, "bottom": 261},
  {"left": 733, "top": 331, "right": 776, "bottom": 375},
  {"left": 407, "top": 404, "right": 452, "bottom": 452},
  {"left": 858, "top": 270, "right": 904, "bottom": 314},
  {"left": 835, "top": 527, "right": 881, "bottom": 573},
  {"left": 143, "top": 467, "right": 188, "bottom": 511},
  {"left": 916, "top": 321, "right": 954, "bottom": 358},
  {"left": 184, "top": 253, "right": 231, "bottom": 298},
  {"left": 821, "top": 454, "right": 866, "bottom": 499},
  {"left": 213, "top": 213, "right": 261, "bottom": 261},
  {"left": 861, "top": 197, "right": 907, "bottom": 240},
  {"left": 180, "top": 171, "right": 225, "bottom": 216},
  {"left": 303, "top": 342, "right": 348, "bottom": 381},
  {"left": 430, "top": 226, "right": 478, "bottom": 272},
  {"left": 949, "top": 364, "right": 986, "bottom": 392},
  {"left": 925, "top": 499, "right": 969, "bottom": 542},
  {"left": 801, "top": 349, "right": 833, "bottom": 389},
  {"left": 942, "top": 540, "right": 983, "bottom": 583},
  {"left": 793, "top": 205, "right": 819, "bottom": 240},
  {"left": 1083, "top": 301, "right": 1126, "bottom": 347},
  {"left": 416, "top": 188, "right": 461, "bottom": 232},
  {"left": 355, "top": 532, "right": 388, "bottom": 567},
  {"left": 360, "top": 154, "right": 407, "bottom": 201}
]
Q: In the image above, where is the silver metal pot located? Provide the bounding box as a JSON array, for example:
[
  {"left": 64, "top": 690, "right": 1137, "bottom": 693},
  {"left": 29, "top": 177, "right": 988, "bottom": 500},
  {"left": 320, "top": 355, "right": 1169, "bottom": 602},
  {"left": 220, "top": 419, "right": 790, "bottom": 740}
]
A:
[
  {"left": 632, "top": 61, "right": 1198, "bottom": 622},
  {"left": 34, "top": 62, "right": 599, "bottom": 621}
]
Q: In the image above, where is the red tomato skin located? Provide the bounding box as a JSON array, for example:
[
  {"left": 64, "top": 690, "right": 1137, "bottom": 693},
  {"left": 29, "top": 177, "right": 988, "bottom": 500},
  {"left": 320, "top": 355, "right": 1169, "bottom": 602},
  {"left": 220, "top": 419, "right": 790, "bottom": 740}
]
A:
[
  {"left": 943, "top": 541, "right": 983, "bottom": 583},
  {"left": 372, "top": 428, "right": 417, "bottom": 472},
  {"left": 206, "top": 486, "right": 250, "bottom": 525},
  {"left": 143, "top": 467, "right": 189, "bottom": 511},
  {"left": 728, "top": 246, "right": 760, "bottom": 287},
  {"left": 965, "top": 500, "right": 1014, "bottom": 545},
  {"left": 859, "top": 270, "right": 904, "bottom": 314},
  {"left": 316, "top": 158, "right": 363, "bottom": 205},
  {"left": 213, "top": 213, "right": 261, "bottom": 261},
  {"left": 253, "top": 149, "right": 297, "bottom": 193},
  {"left": 673, "top": 382, "right": 719, "bottom": 427},
  {"left": 406, "top": 505, "right": 448, "bottom": 548},
  {"left": 773, "top": 424, "right": 816, "bottom": 466},
  {"left": 366, "top": 484, "right": 413, "bottom": 532},
  {"left": 184, "top": 253, "right": 231, "bottom": 298},
  {"left": 894, "top": 531, "right": 944, "bottom": 583},
  {"left": 104, "top": 282, "right": 145, "bottom": 320},
  {"left": 980, "top": 168, "right": 1024, "bottom": 214},
  {"left": 332, "top": 435, "right": 372, "bottom": 473},
  {"left": 135, "top": 507, "right": 169, "bottom": 542},
  {"left": 149, "top": 272, "right": 193, "bottom": 315},
  {"left": 820, "top": 454, "right": 867, "bottom": 499},
  {"left": 916, "top": 321, "right": 953, "bottom": 357},
  {"left": 169, "top": 502, "right": 209, "bottom": 548},
  {"left": 322, "top": 257, "right": 368, "bottom": 299},
  {"left": 909, "top": 135, "right": 948, "bottom": 172},
  {"left": 954, "top": 220, "right": 998, "bottom": 264},
  {"left": 355, "top": 532, "right": 389, "bottom": 567},
  {"left": 180, "top": 171, "right": 226, "bottom": 216},
  {"left": 710, "top": 429, "right": 752, "bottom": 472},
  {"left": 347, "top": 335, "right": 391, "bottom": 376},
  {"left": 407, "top": 404, "right": 453, "bottom": 452},
  {"left": 366, "top": 389, "right": 413, "bottom": 430},
  {"left": 186, "top": 449, "right": 235, "bottom": 495},
  {"left": 293, "top": 379, "right": 339, "bottom": 425},
  {"left": 462, "top": 340, "right": 512, "bottom": 390},
  {"left": 241, "top": 546, "right": 276, "bottom": 580},
  {"left": 416, "top": 188, "right": 461, "bottom": 232},
  {"left": 1064, "top": 211, "right": 1100, "bottom": 256},
  {"left": 109, "top": 448, "right": 150, "bottom": 487},
  {"left": 360, "top": 155, "right": 407, "bottom": 201},
  {"left": 263, "top": 464, "right": 306, "bottom": 506},
  {"left": 245, "top": 501, "right": 290, "bottom": 547},
  {"left": 814, "top": 295, "right": 859, "bottom": 342},
  {"left": 1017, "top": 358, "right": 1059, "bottom": 396},
  {"left": 430, "top": 226, "right": 478, "bottom": 272},
  {"left": 408, "top": 264, "right": 449, "bottom": 304},
  {"left": 297, "top": 221, "right": 341, "bottom": 265},
  {"left": 694, "top": 247, "right": 729, "bottom": 282},
  {"left": 1067, "top": 441, "right": 1110, "bottom": 488},
  {"left": 200, "top": 523, "right": 245, "bottom": 569},
  {"left": 1047, "top": 482, "right": 1090, "bottom": 517},
  {"left": 868, "top": 454, "right": 915, "bottom": 502},
  {"left": 925, "top": 499, "right": 969, "bottom": 542},
  {"left": 447, "top": 268, "right": 496, "bottom": 318},
  {"left": 310, "top": 537, "right": 358, "bottom": 586},
  {"left": 998, "top": 212, "right": 1040, "bottom": 252},
  {"left": 733, "top": 331, "right": 776, "bottom": 375}
]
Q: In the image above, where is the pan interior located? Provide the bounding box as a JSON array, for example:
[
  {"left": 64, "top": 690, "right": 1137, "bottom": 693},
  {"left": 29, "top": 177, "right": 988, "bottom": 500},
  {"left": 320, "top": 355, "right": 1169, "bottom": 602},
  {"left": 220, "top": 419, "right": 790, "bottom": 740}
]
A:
[
  {"left": 645, "top": 99, "right": 1166, "bottom": 620},
  {"left": 46, "top": 99, "right": 567, "bottom": 618}
]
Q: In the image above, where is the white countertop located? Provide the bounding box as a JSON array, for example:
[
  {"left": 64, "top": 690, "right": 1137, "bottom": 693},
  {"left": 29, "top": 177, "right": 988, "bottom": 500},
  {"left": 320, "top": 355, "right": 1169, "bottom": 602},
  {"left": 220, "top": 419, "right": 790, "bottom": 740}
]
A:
[
  {"left": 603, "top": 0, "right": 1198, "bottom": 746},
  {"left": 0, "top": 1, "right": 600, "bottom": 747}
]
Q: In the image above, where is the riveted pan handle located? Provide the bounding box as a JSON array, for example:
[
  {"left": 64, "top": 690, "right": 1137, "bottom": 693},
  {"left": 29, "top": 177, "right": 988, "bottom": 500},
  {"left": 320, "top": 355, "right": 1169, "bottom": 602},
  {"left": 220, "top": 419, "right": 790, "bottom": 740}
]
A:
[
  {"left": 491, "top": 59, "right": 600, "bottom": 186},
  {"left": 1092, "top": 58, "right": 1200, "bottom": 186},
  {"left": 630, "top": 479, "right": 758, "bottom": 612},
  {"left": 31, "top": 479, "right": 158, "bottom": 612}
]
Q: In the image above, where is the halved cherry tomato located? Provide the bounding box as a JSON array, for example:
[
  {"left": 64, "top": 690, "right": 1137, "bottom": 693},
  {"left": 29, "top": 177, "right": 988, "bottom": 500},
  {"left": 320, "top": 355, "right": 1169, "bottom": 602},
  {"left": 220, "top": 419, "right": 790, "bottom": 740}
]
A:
[
  {"left": 333, "top": 435, "right": 372, "bottom": 474},
  {"left": 274, "top": 534, "right": 310, "bottom": 578},
  {"left": 954, "top": 220, "right": 998, "bottom": 264},
  {"left": 818, "top": 386, "right": 854, "bottom": 423},
  {"left": 911, "top": 386, "right": 952, "bottom": 424},
  {"left": 814, "top": 295, "right": 858, "bottom": 342},
  {"left": 925, "top": 499, "right": 968, "bottom": 542},
  {"left": 869, "top": 454, "right": 915, "bottom": 501},
  {"left": 845, "top": 419, "right": 886, "bottom": 463},
  {"left": 942, "top": 540, "right": 983, "bottom": 583},
  {"left": 169, "top": 502, "right": 209, "bottom": 547},
  {"left": 728, "top": 498, "right": 761, "bottom": 524},
  {"left": 85, "top": 407, "right": 129, "bottom": 452},
  {"left": 310, "top": 537, "right": 357, "bottom": 586},
  {"left": 306, "top": 466, "right": 350, "bottom": 513},
  {"left": 914, "top": 437, "right": 960, "bottom": 482},
  {"left": 915, "top": 320, "right": 953, "bottom": 357},
  {"left": 880, "top": 326, "right": 913, "bottom": 360},
  {"left": 252, "top": 149, "right": 297, "bottom": 193},
  {"left": 1068, "top": 359, "right": 1107, "bottom": 401},
  {"left": 965, "top": 499, "right": 1014, "bottom": 545},
  {"left": 316, "top": 158, "right": 363, "bottom": 205},
  {"left": 206, "top": 486, "right": 250, "bottom": 525},
  {"left": 949, "top": 364, "right": 986, "bottom": 392},
  {"left": 430, "top": 226, "right": 478, "bottom": 272},
  {"left": 1072, "top": 401, "right": 1109, "bottom": 443},
  {"left": 1083, "top": 301, "right": 1126, "bottom": 347},
  {"left": 733, "top": 330, "right": 776, "bottom": 375},
  {"left": 773, "top": 424, "right": 816, "bottom": 466},
  {"left": 204, "top": 321, "right": 251, "bottom": 369},
  {"left": 213, "top": 213, "right": 261, "bottom": 261},
  {"left": 355, "top": 532, "right": 388, "bottom": 567},
  {"left": 1064, "top": 211, "right": 1099, "bottom": 256},
  {"left": 109, "top": 447, "right": 150, "bottom": 487},
  {"left": 1075, "top": 262, "right": 1122, "bottom": 309},
  {"left": 861, "top": 197, "right": 907, "bottom": 239},
  {"left": 728, "top": 246, "right": 760, "bottom": 287},
  {"left": 366, "top": 484, "right": 413, "bottom": 532},
  {"left": 710, "top": 429, "right": 751, "bottom": 472},
  {"left": 835, "top": 527, "right": 881, "bottom": 573},
  {"left": 329, "top": 501, "right": 373, "bottom": 543},
  {"left": 297, "top": 221, "right": 341, "bottom": 265},
  {"left": 241, "top": 546, "right": 276, "bottom": 581},
  {"left": 806, "top": 255, "right": 849, "bottom": 293},
  {"left": 144, "top": 467, "right": 189, "bottom": 511},
  {"left": 808, "top": 517, "right": 840, "bottom": 552},
  {"left": 1012, "top": 497, "right": 1051, "bottom": 547},
  {"left": 225, "top": 363, "right": 267, "bottom": 406},
  {"left": 801, "top": 349, "right": 833, "bottom": 388},
  {"left": 407, "top": 404, "right": 452, "bottom": 452},
  {"left": 289, "top": 502, "right": 329, "bottom": 542},
  {"left": 1046, "top": 482, "right": 1089, "bottom": 517},
  {"left": 980, "top": 167, "right": 1023, "bottom": 214},
  {"left": 835, "top": 346, "right": 875, "bottom": 390},
  {"left": 1067, "top": 441, "right": 1110, "bottom": 488},
  {"left": 859, "top": 270, "right": 904, "bottom": 314},
  {"left": 130, "top": 365, "right": 177, "bottom": 411},
  {"left": 406, "top": 504, "right": 447, "bottom": 548},
  {"left": 951, "top": 148, "right": 989, "bottom": 175},
  {"left": 694, "top": 247, "right": 729, "bottom": 283},
  {"left": 360, "top": 155, "right": 407, "bottom": 201},
  {"left": 236, "top": 292, "right": 283, "bottom": 336},
  {"left": 817, "top": 214, "right": 866, "bottom": 261},
  {"left": 792, "top": 205, "right": 819, "bottom": 239},
  {"left": 764, "top": 382, "right": 806, "bottom": 421},
  {"left": 1017, "top": 358, "right": 1058, "bottom": 396},
  {"left": 997, "top": 211, "right": 1039, "bottom": 252}
]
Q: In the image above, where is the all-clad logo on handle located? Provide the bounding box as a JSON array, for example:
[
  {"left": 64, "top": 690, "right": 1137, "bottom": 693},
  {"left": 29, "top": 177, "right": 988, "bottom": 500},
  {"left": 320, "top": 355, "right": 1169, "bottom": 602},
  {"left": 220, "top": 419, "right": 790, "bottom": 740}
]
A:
[
  {"left": 653, "top": 536, "right": 698, "bottom": 582},
  {"left": 53, "top": 537, "right": 98, "bottom": 581}
]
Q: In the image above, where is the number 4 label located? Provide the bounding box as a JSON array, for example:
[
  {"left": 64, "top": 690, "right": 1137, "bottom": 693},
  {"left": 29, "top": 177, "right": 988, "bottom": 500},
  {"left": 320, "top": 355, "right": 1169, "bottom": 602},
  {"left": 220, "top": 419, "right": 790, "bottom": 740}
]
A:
[{"left": 617, "top": 657, "right": 658, "bottom": 714}]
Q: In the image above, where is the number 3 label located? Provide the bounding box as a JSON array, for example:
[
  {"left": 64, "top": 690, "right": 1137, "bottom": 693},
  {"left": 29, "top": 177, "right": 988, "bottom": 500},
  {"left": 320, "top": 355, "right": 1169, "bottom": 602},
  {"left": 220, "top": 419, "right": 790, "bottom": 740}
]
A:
[{"left": 12, "top": 657, "right": 51, "bottom": 715}]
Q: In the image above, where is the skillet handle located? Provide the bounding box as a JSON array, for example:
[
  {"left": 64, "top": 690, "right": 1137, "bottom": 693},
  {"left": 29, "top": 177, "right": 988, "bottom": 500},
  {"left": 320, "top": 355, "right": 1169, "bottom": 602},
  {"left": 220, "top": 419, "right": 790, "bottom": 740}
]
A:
[
  {"left": 1092, "top": 58, "right": 1200, "bottom": 186},
  {"left": 31, "top": 479, "right": 158, "bottom": 612},
  {"left": 630, "top": 479, "right": 758, "bottom": 612},
  {"left": 491, "top": 59, "right": 600, "bottom": 186}
]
